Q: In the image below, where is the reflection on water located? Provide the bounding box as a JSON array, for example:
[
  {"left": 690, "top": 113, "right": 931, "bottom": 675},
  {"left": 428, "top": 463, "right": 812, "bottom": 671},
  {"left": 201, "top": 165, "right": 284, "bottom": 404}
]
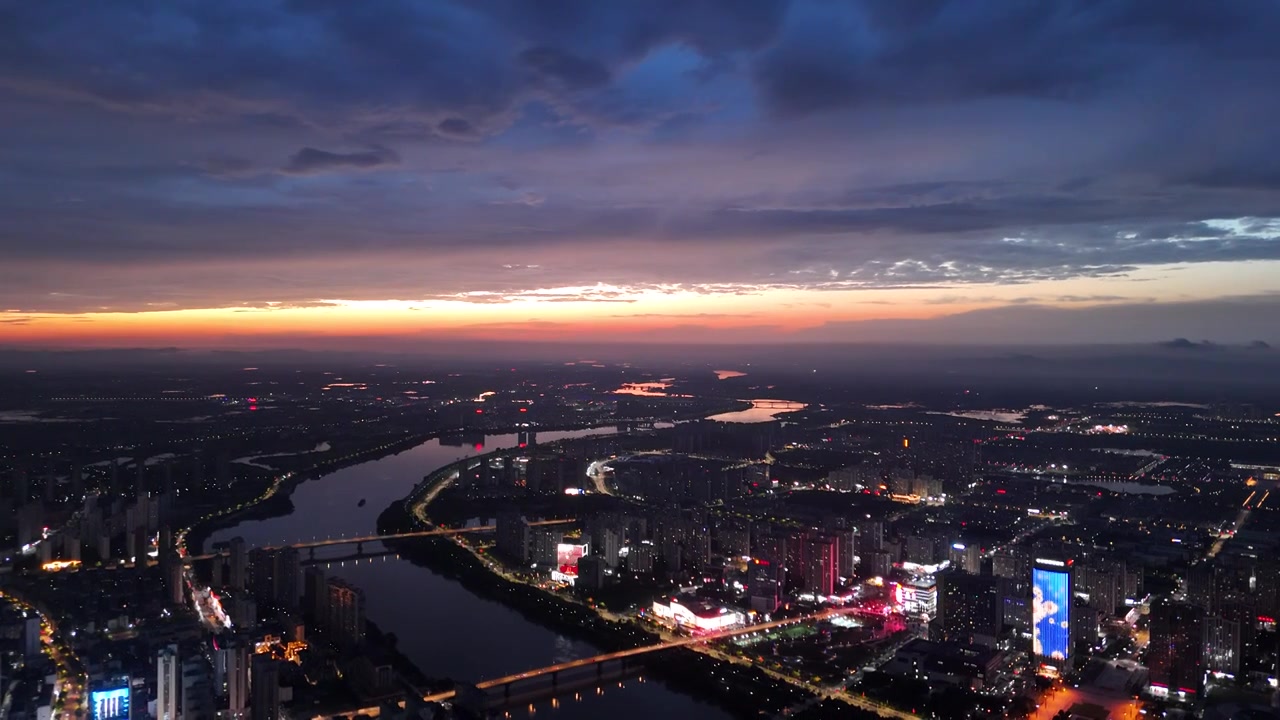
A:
[
  {"left": 713, "top": 370, "right": 747, "bottom": 380},
  {"left": 1071, "top": 480, "right": 1175, "bottom": 495},
  {"left": 612, "top": 382, "right": 676, "bottom": 397},
  {"left": 705, "top": 399, "right": 807, "bottom": 423}
]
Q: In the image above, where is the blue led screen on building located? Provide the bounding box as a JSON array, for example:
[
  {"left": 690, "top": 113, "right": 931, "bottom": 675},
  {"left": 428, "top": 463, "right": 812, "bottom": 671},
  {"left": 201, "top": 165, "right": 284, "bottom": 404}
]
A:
[
  {"left": 91, "top": 687, "right": 130, "bottom": 720},
  {"left": 1033, "top": 567, "right": 1070, "bottom": 662}
]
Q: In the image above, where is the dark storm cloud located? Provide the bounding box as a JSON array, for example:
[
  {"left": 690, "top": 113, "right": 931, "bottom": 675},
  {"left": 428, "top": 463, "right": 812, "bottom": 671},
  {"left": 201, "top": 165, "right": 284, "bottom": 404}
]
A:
[
  {"left": 753, "top": 0, "right": 1280, "bottom": 116},
  {"left": 520, "top": 47, "right": 612, "bottom": 90},
  {"left": 282, "top": 146, "right": 400, "bottom": 175},
  {"left": 2, "top": 0, "right": 1280, "bottom": 327}
]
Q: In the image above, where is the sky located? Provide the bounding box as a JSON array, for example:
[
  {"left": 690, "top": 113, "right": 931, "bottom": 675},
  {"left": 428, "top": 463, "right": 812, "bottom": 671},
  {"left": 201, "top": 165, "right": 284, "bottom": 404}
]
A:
[{"left": 2, "top": 0, "right": 1280, "bottom": 348}]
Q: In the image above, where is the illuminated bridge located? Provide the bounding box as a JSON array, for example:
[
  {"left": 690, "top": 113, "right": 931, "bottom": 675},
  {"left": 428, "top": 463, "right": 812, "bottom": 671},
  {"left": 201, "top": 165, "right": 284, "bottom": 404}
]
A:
[
  {"left": 187, "top": 518, "right": 574, "bottom": 561},
  {"left": 422, "top": 605, "right": 869, "bottom": 708}
]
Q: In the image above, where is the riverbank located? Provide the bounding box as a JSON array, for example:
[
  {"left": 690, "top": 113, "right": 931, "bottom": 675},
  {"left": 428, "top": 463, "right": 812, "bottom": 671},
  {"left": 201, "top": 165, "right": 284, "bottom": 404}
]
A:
[
  {"left": 376, "top": 501, "right": 816, "bottom": 718},
  {"left": 182, "top": 430, "right": 428, "bottom": 556},
  {"left": 183, "top": 419, "right": 639, "bottom": 556}
]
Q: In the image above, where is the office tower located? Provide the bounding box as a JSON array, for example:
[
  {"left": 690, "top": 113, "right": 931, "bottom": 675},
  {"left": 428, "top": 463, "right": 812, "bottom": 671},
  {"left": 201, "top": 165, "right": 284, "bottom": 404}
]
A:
[
  {"left": 1147, "top": 600, "right": 1205, "bottom": 697},
  {"left": 157, "top": 644, "right": 179, "bottom": 720},
  {"left": 937, "top": 569, "right": 1002, "bottom": 644},
  {"left": 215, "top": 639, "right": 250, "bottom": 717},
  {"left": 1032, "top": 557, "right": 1074, "bottom": 671},
  {"left": 251, "top": 655, "right": 281, "bottom": 720},
  {"left": 327, "top": 577, "right": 366, "bottom": 650},
  {"left": 228, "top": 537, "right": 248, "bottom": 590},
  {"left": 1203, "top": 614, "right": 1241, "bottom": 675}
]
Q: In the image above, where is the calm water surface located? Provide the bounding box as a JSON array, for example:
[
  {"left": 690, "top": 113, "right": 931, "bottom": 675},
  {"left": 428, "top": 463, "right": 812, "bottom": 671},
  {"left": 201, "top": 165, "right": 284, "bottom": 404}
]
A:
[{"left": 207, "top": 428, "right": 734, "bottom": 720}]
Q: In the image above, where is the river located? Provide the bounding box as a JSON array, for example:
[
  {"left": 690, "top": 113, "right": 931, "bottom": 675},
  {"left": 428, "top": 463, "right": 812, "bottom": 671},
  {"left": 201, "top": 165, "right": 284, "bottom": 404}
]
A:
[{"left": 206, "top": 429, "right": 734, "bottom": 720}]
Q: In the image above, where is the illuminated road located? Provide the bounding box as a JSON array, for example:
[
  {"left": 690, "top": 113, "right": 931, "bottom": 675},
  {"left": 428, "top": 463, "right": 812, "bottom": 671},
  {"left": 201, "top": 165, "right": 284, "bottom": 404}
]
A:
[
  {"left": 422, "top": 606, "right": 871, "bottom": 704},
  {"left": 0, "top": 589, "right": 84, "bottom": 719},
  {"left": 1033, "top": 684, "right": 1139, "bottom": 720},
  {"left": 185, "top": 519, "right": 574, "bottom": 559}
]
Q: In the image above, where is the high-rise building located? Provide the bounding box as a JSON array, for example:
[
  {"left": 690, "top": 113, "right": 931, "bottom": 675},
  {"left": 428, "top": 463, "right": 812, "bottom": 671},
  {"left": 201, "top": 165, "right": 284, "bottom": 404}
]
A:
[
  {"left": 596, "top": 527, "right": 622, "bottom": 568},
  {"left": 251, "top": 655, "right": 281, "bottom": 720},
  {"left": 1032, "top": 558, "right": 1074, "bottom": 671},
  {"left": 801, "top": 534, "right": 839, "bottom": 597},
  {"left": 1186, "top": 564, "right": 1214, "bottom": 611},
  {"left": 857, "top": 521, "right": 884, "bottom": 564},
  {"left": 993, "top": 547, "right": 1031, "bottom": 584},
  {"left": 215, "top": 638, "right": 250, "bottom": 718},
  {"left": 1080, "top": 557, "right": 1125, "bottom": 618},
  {"left": 157, "top": 645, "right": 179, "bottom": 720},
  {"left": 227, "top": 537, "right": 248, "bottom": 591},
  {"left": 937, "top": 569, "right": 1001, "bottom": 644},
  {"left": 576, "top": 554, "right": 607, "bottom": 590},
  {"left": 1203, "top": 614, "right": 1241, "bottom": 675},
  {"left": 1147, "top": 600, "right": 1205, "bottom": 697},
  {"left": 496, "top": 512, "right": 532, "bottom": 563},
  {"left": 250, "top": 547, "right": 300, "bottom": 613},
  {"left": 628, "top": 541, "right": 655, "bottom": 574},
  {"left": 749, "top": 558, "right": 783, "bottom": 614},
  {"left": 836, "top": 528, "right": 857, "bottom": 578},
  {"left": 181, "top": 654, "right": 216, "bottom": 720},
  {"left": 327, "top": 577, "right": 366, "bottom": 650},
  {"left": 303, "top": 566, "right": 328, "bottom": 623},
  {"left": 22, "top": 616, "right": 41, "bottom": 659},
  {"left": 757, "top": 533, "right": 789, "bottom": 588},
  {"left": 948, "top": 542, "right": 982, "bottom": 574}
]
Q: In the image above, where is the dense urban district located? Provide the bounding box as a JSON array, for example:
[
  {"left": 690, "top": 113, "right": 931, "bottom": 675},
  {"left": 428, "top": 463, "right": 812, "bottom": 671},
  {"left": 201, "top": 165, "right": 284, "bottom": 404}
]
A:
[{"left": 2, "top": 358, "right": 1280, "bottom": 720}]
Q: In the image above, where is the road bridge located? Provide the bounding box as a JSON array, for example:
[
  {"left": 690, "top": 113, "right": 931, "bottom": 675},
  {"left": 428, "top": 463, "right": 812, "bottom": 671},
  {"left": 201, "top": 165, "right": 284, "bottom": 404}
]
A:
[
  {"left": 422, "top": 604, "right": 866, "bottom": 706},
  {"left": 186, "top": 518, "right": 574, "bottom": 561}
]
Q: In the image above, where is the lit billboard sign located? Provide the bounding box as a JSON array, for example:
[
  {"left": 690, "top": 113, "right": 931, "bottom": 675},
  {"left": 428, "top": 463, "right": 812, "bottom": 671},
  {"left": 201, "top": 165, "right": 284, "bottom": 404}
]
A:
[
  {"left": 556, "top": 543, "right": 587, "bottom": 576},
  {"left": 1033, "top": 566, "right": 1070, "bottom": 662},
  {"left": 891, "top": 580, "right": 937, "bottom": 617},
  {"left": 91, "top": 687, "right": 130, "bottom": 720}
]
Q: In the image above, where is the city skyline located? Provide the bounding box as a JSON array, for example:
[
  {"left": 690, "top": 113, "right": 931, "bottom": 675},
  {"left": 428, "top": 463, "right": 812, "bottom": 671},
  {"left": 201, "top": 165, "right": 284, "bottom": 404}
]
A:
[{"left": 3, "top": 1, "right": 1280, "bottom": 348}]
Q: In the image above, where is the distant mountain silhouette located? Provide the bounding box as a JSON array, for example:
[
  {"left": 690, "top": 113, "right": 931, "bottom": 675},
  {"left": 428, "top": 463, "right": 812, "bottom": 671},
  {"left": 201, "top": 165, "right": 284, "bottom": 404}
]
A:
[
  {"left": 1158, "top": 338, "right": 1217, "bottom": 350},
  {"left": 1248, "top": 340, "right": 1272, "bottom": 350}
]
